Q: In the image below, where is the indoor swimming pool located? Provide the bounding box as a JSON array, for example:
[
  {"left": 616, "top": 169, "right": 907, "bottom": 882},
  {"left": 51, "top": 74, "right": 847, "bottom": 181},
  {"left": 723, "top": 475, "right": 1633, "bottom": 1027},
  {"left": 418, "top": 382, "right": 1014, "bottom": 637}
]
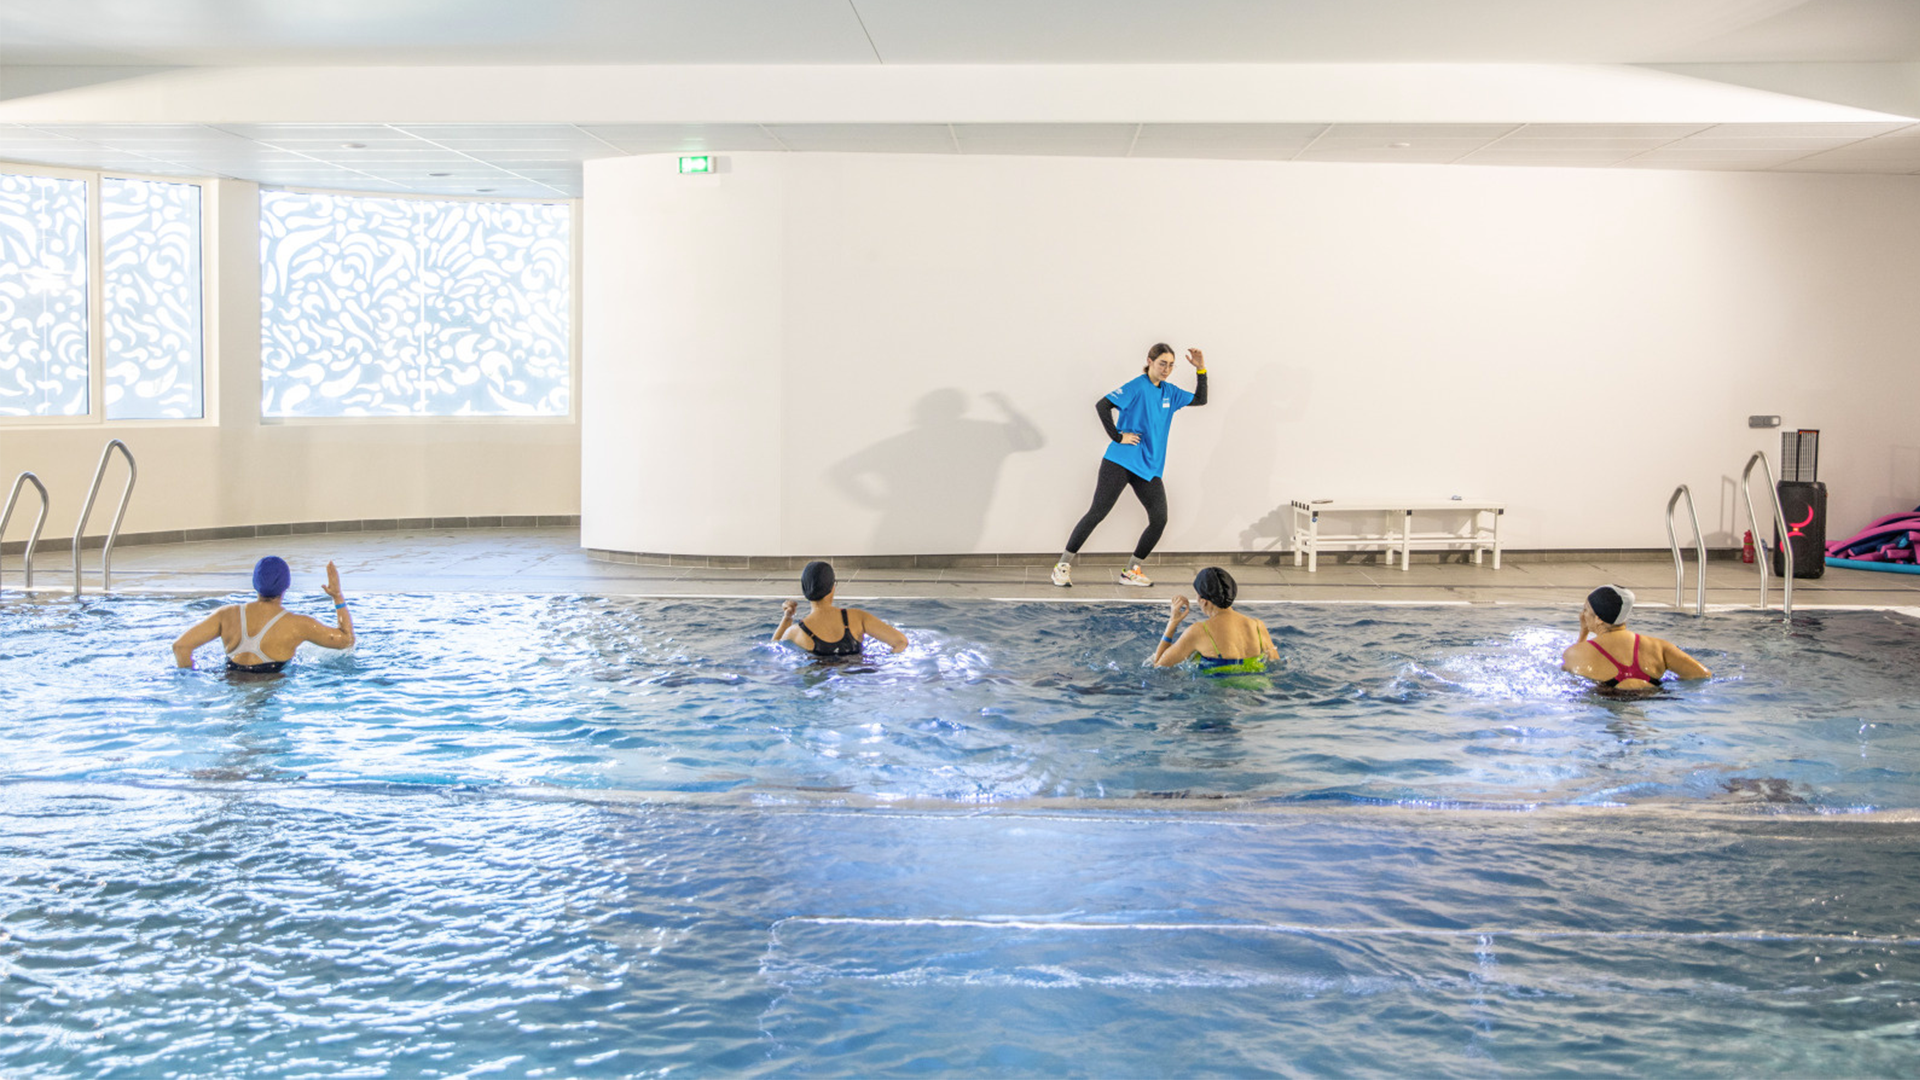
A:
[{"left": 2, "top": 596, "right": 1917, "bottom": 1074}]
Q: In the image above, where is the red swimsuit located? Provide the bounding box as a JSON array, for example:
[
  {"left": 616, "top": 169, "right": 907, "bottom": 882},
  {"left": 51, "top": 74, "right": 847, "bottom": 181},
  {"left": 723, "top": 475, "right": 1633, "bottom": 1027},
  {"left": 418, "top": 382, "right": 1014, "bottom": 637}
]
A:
[{"left": 1588, "top": 634, "right": 1659, "bottom": 687}]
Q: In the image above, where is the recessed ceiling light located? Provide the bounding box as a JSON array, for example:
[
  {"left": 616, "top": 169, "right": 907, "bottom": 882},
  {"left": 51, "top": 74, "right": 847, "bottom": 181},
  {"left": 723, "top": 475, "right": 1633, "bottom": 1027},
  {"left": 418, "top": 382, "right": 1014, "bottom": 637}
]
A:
[
  {"left": 342, "top": 142, "right": 366, "bottom": 149},
  {"left": 475, "top": 188, "right": 496, "bottom": 193},
  {"left": 1389, "top": 142, "right": 1412, "bottom": 149},
  {"left": 429, "top": 172, "right": 451, "bottom": 177}
]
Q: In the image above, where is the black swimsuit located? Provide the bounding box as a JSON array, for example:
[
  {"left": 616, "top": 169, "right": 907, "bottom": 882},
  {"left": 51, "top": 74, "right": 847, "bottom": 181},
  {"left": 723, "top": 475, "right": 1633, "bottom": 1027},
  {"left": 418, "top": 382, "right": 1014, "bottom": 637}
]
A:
[
  {"left": 803, "top": 610, "right": 863, "bottom": 658},
  {"left": 226, "top": 659, "right": 288, "bottom": 674}
]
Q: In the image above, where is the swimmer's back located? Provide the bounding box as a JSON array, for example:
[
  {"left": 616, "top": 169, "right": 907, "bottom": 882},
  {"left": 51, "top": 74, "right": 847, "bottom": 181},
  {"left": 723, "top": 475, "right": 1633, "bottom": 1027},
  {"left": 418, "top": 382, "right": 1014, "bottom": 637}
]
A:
[
  {"left": 1563, "top": 630, "right": 1710, "bottom": 689},
  {"left": 1193, "top": 609, "right": 1278, "bottom": 662},
  {"left": 220, "top": 601, "right": 319, "bottom": 665}
]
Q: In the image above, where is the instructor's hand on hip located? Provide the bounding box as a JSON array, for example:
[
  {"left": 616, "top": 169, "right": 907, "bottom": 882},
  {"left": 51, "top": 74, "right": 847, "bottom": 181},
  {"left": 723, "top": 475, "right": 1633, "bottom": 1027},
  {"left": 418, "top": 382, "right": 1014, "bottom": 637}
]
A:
[
  {"left": 1185, "top": 348, "right": 1204, "bottom": 369},
  {"left": 1118, "top": 432, "right": 1141, "bottom": 445}
]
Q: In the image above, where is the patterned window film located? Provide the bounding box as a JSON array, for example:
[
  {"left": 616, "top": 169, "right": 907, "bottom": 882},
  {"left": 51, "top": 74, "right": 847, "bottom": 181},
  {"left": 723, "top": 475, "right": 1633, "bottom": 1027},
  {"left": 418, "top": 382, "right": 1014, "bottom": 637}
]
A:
[
  {"left": 102, "top": 178, "right": 204, "bottom": 420},
  {"left": 0, "top": 173, "right": 90, "bottom": 418},
  {"left": 260, "top": 192, "right": 572, "bottom": 418}
]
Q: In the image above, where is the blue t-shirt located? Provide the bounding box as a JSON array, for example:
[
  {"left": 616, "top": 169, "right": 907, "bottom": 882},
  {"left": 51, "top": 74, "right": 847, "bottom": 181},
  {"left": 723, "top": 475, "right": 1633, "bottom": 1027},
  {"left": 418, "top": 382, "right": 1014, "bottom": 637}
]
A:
[{"left": 1101, "top": 374, "right": 1194, "bottom": 481}]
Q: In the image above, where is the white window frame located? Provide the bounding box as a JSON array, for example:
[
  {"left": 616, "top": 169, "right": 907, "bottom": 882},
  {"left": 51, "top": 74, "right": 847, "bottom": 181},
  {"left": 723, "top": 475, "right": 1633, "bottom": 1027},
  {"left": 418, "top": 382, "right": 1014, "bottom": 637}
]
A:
[
  {"left": 0, "top": 161, "right": 213, "bottom": 429},
  {"left": 257, "top": 185, "right": 580, "bottom": 427}
]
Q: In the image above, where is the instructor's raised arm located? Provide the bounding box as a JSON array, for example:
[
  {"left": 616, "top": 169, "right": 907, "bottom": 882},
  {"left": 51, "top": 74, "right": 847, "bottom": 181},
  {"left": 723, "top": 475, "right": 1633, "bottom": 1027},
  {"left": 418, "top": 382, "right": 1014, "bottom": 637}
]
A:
[{"left": 1187, "top": 348, "right": 1208, "bottom": 406}]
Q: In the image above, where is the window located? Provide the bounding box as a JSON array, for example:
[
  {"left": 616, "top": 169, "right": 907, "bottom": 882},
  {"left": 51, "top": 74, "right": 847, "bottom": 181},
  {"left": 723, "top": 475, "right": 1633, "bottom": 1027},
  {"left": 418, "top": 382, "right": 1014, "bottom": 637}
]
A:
[
  {"left": 0, "top": 170, "right": 205, "bottom": 422},
  {"left": 259, "top": 191, "right": 572, "bottom": 418},
  {"left": 0, "top": 172, "right": 90, "bottom": 418},
  {"left": 102, "top": 178, "right": 205, "bottom": 420}
]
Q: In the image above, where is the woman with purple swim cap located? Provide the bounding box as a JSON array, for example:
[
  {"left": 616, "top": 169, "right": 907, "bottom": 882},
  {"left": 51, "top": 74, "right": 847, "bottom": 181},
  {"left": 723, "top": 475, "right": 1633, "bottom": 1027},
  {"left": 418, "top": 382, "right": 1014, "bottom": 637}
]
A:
[{"left": 171, "top": 557, "right": 355, "bottom": 673}]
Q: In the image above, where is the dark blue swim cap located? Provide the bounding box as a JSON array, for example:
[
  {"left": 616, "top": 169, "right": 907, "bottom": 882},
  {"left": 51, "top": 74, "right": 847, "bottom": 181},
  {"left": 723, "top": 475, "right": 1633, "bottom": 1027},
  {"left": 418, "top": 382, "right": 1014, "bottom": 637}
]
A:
[
  {"left": 800, "top": 560, "right": 835, "bottom": 602},
  {"left": 253, "top": 556, "right": 291, "bottom": 599}
]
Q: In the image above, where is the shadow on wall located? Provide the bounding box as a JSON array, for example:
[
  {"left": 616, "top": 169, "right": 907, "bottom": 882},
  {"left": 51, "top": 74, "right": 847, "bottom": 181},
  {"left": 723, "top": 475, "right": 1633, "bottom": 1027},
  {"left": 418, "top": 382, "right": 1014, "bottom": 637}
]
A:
[
  {"left": 1216, "top": 365, "right": 1306, "bottom": 557},
  {"left": 1715, "top": 475, "right": 1740, "bottom": 549},
  {"left": 828, "top": 389, "right": 1043, "bottom": 553},
  {"left": 1897, "top": 444, "right": 1920, "bottom": 508}
]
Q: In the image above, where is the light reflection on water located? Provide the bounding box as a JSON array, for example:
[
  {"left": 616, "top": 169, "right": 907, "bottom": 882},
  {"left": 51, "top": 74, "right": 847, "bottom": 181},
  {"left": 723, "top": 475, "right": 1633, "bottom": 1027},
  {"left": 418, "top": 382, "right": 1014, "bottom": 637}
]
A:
[
  {"left": 3, "top": 596, "right": 1919, "bottom": 1075},
  {"left": 3, "top": 785, "right": 1920, "bottom": 1077}
]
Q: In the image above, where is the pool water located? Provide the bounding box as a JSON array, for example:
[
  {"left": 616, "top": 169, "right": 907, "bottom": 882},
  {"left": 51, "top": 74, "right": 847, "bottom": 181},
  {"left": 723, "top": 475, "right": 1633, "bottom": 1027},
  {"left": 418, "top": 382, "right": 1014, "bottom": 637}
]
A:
[{"left": 3, "top": 595, "right": 1918, "bottom": 1075}]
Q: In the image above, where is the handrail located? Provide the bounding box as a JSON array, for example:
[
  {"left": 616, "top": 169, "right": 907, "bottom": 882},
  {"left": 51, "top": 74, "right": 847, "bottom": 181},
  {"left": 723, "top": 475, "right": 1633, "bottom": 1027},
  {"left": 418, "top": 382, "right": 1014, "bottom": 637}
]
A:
[
  {"left": 1739, "top": 451, "right": 1793, "bottom": 618},
  {"left": 2, "top": 472, "right": 51, "bottom": 594},
  {"left": 1664, "top": 484, "right": 1706, "bottom": 617},
  {"left": 72, "top": 440, "right": 137, "bottom": 597}
]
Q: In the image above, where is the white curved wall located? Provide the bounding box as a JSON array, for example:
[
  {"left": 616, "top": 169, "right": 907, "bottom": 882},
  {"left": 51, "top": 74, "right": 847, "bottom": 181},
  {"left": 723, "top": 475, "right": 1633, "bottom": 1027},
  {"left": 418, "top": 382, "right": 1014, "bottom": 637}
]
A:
[{"left": 582, "top": 151, "right": 1920, "bottom": 557}]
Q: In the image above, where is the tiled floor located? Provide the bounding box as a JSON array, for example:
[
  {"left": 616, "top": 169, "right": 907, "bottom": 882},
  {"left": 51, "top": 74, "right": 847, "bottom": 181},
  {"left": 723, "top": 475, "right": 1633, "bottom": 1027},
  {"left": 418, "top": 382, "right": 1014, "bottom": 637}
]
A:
[{"left": 8, "top": 527, "right": 1918, "bottom": 614}]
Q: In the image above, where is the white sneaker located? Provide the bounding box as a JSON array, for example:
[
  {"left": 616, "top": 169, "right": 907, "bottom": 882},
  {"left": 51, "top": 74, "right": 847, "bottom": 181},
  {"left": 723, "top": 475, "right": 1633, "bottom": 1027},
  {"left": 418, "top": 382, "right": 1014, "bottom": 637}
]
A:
[
  {"left": 1118, "top": 567, "right": 1153, "bottom": 587},
  {"left": 1051, "top": 561, "right": 1073, "bottom": 587}
]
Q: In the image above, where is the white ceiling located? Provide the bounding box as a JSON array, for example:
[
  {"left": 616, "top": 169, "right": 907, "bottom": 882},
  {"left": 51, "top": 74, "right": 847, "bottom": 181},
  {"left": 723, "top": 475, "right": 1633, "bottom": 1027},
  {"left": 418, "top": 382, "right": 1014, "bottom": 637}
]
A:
[
  {"left": 2, "top": 0, "right": 1919, "bottom": 197},
  {"left": 3, "top": 0, "right": 1918, "bottom": 65}
]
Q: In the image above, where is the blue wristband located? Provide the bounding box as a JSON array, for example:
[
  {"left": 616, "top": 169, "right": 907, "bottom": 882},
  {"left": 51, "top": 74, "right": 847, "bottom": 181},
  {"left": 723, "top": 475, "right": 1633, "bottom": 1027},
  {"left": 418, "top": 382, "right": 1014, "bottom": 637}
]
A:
[
  {"left": 1162, "top": 634, "right": 1177, "bottom": 645},
  {"left": 334, "top": 602, "right": 347, "bottom": 610}
]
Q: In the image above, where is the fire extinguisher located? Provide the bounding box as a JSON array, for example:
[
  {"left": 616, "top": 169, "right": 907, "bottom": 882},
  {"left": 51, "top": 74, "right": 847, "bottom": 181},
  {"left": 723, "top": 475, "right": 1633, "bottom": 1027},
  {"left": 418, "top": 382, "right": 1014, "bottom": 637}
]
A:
[{"left": 1741, "top": 530, "right": 1755, "bottom": 564}]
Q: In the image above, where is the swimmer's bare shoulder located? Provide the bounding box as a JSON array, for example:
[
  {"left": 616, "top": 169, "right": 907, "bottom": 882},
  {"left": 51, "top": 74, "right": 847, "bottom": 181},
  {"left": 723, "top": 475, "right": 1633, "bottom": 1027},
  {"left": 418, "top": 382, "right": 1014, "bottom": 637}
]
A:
[
  {"left": 1648, "top": 635, "right": 1712, "bottom": 680},
  {"left": 1560, "top": 639, "right": 1601, "bottom": 676},
  {"left": 848, "top": 608, "right": 908, "bottom": 653}
]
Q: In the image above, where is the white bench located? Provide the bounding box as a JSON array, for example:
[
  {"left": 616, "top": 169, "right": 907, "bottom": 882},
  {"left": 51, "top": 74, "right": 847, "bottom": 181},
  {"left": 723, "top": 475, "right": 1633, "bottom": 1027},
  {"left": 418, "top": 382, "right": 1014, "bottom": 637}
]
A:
[{"left": 1289, "top": 500, "right": 1504, "bottom": 572}]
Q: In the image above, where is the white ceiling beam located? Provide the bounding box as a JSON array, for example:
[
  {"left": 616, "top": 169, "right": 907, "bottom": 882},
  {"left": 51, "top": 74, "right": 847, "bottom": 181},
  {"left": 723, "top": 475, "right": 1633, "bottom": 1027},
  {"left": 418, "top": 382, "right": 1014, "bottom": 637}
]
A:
[
  {"left": 1646, "top": 62, "right": 1920, "bottom": 120},
  {"left": 0, "top": 63, "right": 1907, "bottom": 126}
]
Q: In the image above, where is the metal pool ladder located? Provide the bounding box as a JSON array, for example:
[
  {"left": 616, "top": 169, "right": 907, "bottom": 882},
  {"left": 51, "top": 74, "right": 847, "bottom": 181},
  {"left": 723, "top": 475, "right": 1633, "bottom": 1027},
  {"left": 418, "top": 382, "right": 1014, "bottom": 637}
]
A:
[
  {"left": 1664, "top": 485, "right": 1706, "bottom": 617},
  {"left": 72, "top": 439, "right": 137, "bottom": 597},
  {"left": 1740, "top": 451, "right": 1792, "bottom": 619},
  {"left": 2, "top": 471, "right": 51, "bottom": 595}
]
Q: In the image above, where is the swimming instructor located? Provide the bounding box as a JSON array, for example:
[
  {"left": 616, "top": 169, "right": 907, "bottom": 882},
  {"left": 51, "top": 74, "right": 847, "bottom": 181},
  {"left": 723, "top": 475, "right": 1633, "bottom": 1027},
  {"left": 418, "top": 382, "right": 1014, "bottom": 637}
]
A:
[{"left": 1052, "top": 343, "right": 1208, "bottom": 587}]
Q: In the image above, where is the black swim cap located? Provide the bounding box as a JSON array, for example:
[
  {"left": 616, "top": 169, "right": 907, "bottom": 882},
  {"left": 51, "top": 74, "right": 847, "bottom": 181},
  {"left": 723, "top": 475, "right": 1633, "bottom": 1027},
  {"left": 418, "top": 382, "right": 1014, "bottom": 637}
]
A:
[
  {"left": 1193, "top": 566, "right": 1237, "bottom": 608},
  {"left": 1586, "top": 584, "right": 1634, "bottom": 625},
  {"left": 800, "top": 560, "right": 836, "bottom": 602}
]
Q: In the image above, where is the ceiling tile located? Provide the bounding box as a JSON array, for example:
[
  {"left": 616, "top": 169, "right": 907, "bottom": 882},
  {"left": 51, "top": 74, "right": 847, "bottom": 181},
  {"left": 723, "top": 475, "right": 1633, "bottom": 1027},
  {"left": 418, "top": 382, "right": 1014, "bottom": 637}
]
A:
[
  {"left": 1675, "top": 135, "right": 1867, "bottom": 151},
  {"left": 1457, "top": 149, "right": 1647, "bottom": 167},
  {"left": 1626, "top": 146, "right": 1816, "bottom": 164},
  {"left": 1692, "top": 122, "right": 1916, "bottom": 140},
  {"left": 574, "top": 124, "right": 784, "bottom": 153},
  {"left": 1297, "top": 146, "right": 1478, "bottom": 164},
  {"left": 1320, "top": 123, "right": 1520, "bottom": 142},
  {"left": 762, "top": 124, "right": 957, "bottom": 152},
  {"left": 211, "top": 123, "right": 417, "bottom": 142},
  {"left": 952, "top": 124, "right": 1137, "bottom": 155},
  {"left": 1496, "top": 123, "right": 1709, "bottom": 141},
  {"left": 395, "top": 124, "right": 601, "bottom": 144},
  {"left": 1130, "top": 123, "right": 1326, "bottom": 151},
  {"left": 1462, "top": 137, "right": 1675, "bottom": 152},
  {"left": 1772, "top": 158, "right": 1920, "bottom": 174}
]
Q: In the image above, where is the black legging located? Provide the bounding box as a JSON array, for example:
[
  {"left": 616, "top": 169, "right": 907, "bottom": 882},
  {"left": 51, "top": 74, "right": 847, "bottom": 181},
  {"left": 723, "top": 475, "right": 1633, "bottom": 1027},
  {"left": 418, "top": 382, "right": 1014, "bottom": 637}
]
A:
[{"left": 1065, "top": 458, "right": 1168, "bottom": 561}]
